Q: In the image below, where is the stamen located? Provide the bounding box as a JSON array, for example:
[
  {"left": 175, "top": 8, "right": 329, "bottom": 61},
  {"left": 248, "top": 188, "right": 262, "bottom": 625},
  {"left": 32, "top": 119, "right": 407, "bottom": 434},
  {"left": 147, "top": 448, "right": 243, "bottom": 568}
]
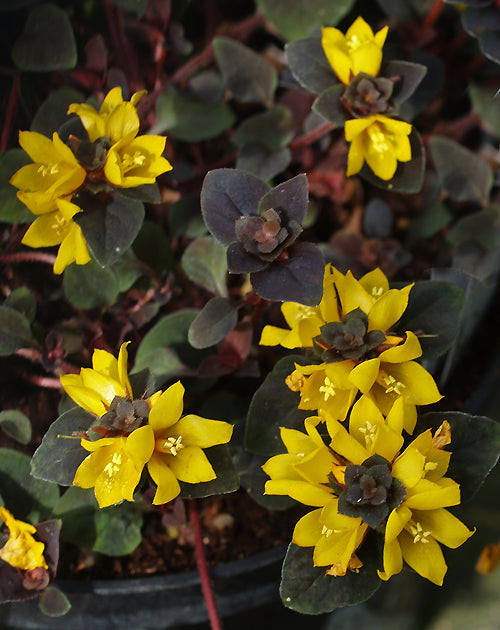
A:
[
  {"left": 408, "top": 521, "right": 431, "bottom": 544},
  {"left": 346, "top": 34, "right": 362, "bottom": 52},
  {"left": 383, "top": 374, "right": 405, "bottom": 396},
  {"left": 319, "top": 376, "right": 336, "bottom": 401},
  {"left": 122, "top": 151, "right": 147, "bottom": 170},
  {"left": 321, "top": 525, "right": 333, "bottom": 537},
  {"left": 358, "top": 420, "right": 377, "bottom": 446},
  {"left": 161, "top": 435, "right": 184, "bottom": 456},
  {"left": 103, "top": 452, "right": 122, "bottom": 477},
  {"left": 37, "top": 164, "right": 60, "bottom": 177},
  {"left": 371, "top": 286, "right": 384, "bottom": 298}
]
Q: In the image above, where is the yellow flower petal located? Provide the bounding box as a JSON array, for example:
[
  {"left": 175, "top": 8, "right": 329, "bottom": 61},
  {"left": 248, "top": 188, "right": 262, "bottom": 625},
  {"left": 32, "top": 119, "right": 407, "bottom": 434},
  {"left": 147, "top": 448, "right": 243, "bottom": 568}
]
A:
[
  {"left": 168, "top": 445, "right": 216, "bottom": 483},
  {"left": 349, "top": 357, "right": 381, "bottom": 393},
  {"left": 292, "top": 508, "right": 323, "bottom": 547},
  {"left": 404, "top": 478, "right": 461, "bottom": 510},
  {"left": 412, "top": 508, "right": 474, "bottom": 549},
  {"left": 368, "top": 284, "right": 413, "bottom": 332},
  {"left": 148, "top": 453, "right": 181, "bottom": 505},
  {"left": 173, "top": 415, "right": 233, "bottom": 448},
  {"left": 59, "top": 374, "right": 108, "bottom": 417},
  {"left": 399, "top": 529, "right": 447, "bottom": 586},
  {"left": 148, "top": 381, "right": 185, "bottom": 433},
  {"left": 379, "top": 331, "right": 422, "bottom": 363}
]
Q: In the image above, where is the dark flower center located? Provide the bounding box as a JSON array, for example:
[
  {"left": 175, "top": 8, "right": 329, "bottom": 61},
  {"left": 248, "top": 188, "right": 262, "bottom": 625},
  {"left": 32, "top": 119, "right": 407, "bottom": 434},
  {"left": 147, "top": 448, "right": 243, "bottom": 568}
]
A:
[
  {"left": 342, "top": 72, "right": 395, "bottom": 117},
  {"left": 99, "top": 396, "right": 150, "bottom": 433}
]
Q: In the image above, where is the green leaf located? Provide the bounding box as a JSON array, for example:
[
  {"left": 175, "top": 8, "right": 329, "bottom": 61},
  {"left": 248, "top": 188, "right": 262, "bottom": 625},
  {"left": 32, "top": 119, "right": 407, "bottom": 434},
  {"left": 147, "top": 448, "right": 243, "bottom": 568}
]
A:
[
  {"left": 113, "top": 249, "right": 142, "bottom": 293},
  {"left": 12, "top": 3, "right": 77, "bottom": 72},
  {"left": 312, "top": 85, "right": 349, "bottom": 125},
  {"left": 31, "top": 88, "right": 83, "bottom": 137},
  {"left": 133, "top": 310, "right": 204, "bottom": 384},
  {"left": 75, "top": 193, "right": 145, "bottom": 267},
  {"left": 188, "top": 297, "right": 238, "bottom": 349},
  {"left": 418, "top": 411, "right": 500, "bottom": 502},
  {"left": 280, "top": 540, "right": 381, "bottom": 613},
  {"left": 133, "top": 219, "right": 175, "bottom": 274},
  {"left": 31, "top": 407, "right": 95, "bottom": 486},
  {"left": 0, "top": 0, "right": 37, "bottom": 10},
  {"left": 285, "top": 37, "right": 337, "bottom": 94},
  {"left": 179, "top": 445, "right": 239, "bottom": 498},
  {"left": 429, "top": 135, "right": 493, "bottom": 205},
  {"left": 405, "top": 202, "right": 452, "bottom": 247},
  {"left": 256, "top": 0, "right": 356, "bottom": 41},
  {"left": 3, "top": 286, "right": 37, "bottom": 323},
  {"left": 0, "top": 448, "right": 59, "bottom": 522},
  {"left": 470, "top": 82, "right": 500, "bottom": 137},
  {"left": 169, "top": 195, "right": 208, "bottom": 239},
  {"left": 232, "top": 106, "right": 296, "bottom": 151},
  {"left": 236, "top": 144, "right": 292, "bottom": 181},
  {"left": 39, "top": 586, "right": 72, "bottom": 617},
  {"left": 360, "top": 128, "right": 425, "bottom": 194},
  {"left": 395, "top": 280, "right": 465, "bottom": 361},
  {"left": 118, "top": 183, "right": 161, "bottom": 204},
  {"left": 0, "top": 149, "right": 33, "bottom": 224},
  {"left": 0, "top": 305, "right": 36, "bottom": 356},
  {"left": 213, "top": 37, "right": 278, "bottom": 106},
  {"left": 0, "top": 410, "right": 31, "bottom": 445},
  {"left": 384, "top": 60, "right": 428, "bottom": 105},
  {"left": 152, "top": 88, "right": 235, "bottom": 142},
  {"left": 109, "top": 0, "right": 148, "bottom": 14},
  {"left": 53, "top": 486, "right": 143, "bottom": 556},
  {"left": 181, "top": 236, "right": 228, "bottom": 297},
  {"left": 245, "top": 355, "right": 313, "bottom": 456},
  {"left": 63, "top": 259, "right": 120, "bottom": 308}
]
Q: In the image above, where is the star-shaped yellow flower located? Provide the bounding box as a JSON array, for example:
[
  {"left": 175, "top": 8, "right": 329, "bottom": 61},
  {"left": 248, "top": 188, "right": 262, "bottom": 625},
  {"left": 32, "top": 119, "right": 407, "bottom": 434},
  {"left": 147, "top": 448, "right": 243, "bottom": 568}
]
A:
[
  {"left": 0, "top": 507, "right": 48, "bottom": 571},
  {"left": 322, "top": 17, "right": 388, "bottom": 86},
  {"left": 21, "top": 198, "right": 90, "bottom": 274},
  {"left": 345, "top": 114, "right": 412, "bottom": 181},
  {"left": 146, "top": 381, "right": 233, "bottom": 505},
  {"left": 68, "top": 87, "right": 172, "bottom": 188},
  {"left": 379, "top": 425, "right": 474, "bottom": 585}
]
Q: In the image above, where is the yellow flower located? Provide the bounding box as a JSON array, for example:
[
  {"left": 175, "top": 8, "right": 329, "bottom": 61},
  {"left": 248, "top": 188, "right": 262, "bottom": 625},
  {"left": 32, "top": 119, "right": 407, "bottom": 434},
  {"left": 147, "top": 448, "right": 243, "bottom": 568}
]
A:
[
  {"left": 10, "top": 131, "right": 86, "bottom": 210},
  {"left": 74, "top": 426, "right": 155, "bottom": 508},
  {"left": 0, "top": 507, "right": 48, "bottom": 571},
  {"left": 263, "top": 417, "right": 339, "bottom": 505},
  {"left": 345, "top": 114, "right": 412, "bottom": 181},
  {"left": 60, "top": 342, "right": 133, "bottom": 417},
  {"left": 146, "top": 381, "right": 233, "bottom": 505},
  {"left": 379, "top": 425, "right": 474, "bottom": 585},
  {"left": 68, "top": 87, "right": 173, "bottom": 188},
  {"left": 22, "top": 198, "right": 90, "bottom": 274},
  {"left": 321, "top": 16, "right": 388, "bottom": 86}
]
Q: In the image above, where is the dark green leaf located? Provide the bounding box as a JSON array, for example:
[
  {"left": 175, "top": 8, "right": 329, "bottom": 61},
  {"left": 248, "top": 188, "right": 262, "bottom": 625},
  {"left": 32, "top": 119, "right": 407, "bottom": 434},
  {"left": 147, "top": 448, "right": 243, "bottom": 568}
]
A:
[
  {"left": 245, "top": 355, "right": 313, "bottom": 456},
  {"left": 285, "top": 37, "right": 337, "bottom": 94},
  {"left": 188, "top": 297, "right": 238, "bottom": 349},
  {"left": 238, "top": 449, "right": 296, "bottom": 509},
  {"left": 31, "top": 407, "right": 95, "bottom": 486},
  {"left": 469, "top": 83, "right": 500, "bottom": 136},
  {"left": 256, "top": 0, "right": 356, "bottom": 41},
  {"left": 109, "top": 0, "right": 148, "bottom": 14},
  {"left": 201, "top": 169, "right": 270, "bottom": 245},
  {"left": 360, "top": 128, "right": 425, "bottom": 194},
  {"left": 478, "top": 29, "right": 500, "bottom": 66},
  {"left": 31, "top": 88, "right": 83, "bottom": 137},
  {"left": 39, "top": 586, "right": 72, "bottom": 617},
  {"left": 75, "top": 193, "right": 145, "bottom": 267},
  {"left": 405, "top": 202, "right": 452, "bottom": 247},
  {"left": 375, "top": 0, "right": 416, "bottom": 21},
  {"left": 179, "top": 445, "right": 239, "bottom": 498},
  {"left": 0, "top": 410, "right": 31, "bottom": 444},
  {"left": 0, "top": 448, "right": 59, "bottom": 522},
  {"left": 418, "top": 411, "right": 500, "bottom": 502},
  {"left": 189, "top": 70, "right": 225, "bottom": 104},
  {"left": 259, "top": 173, "right": 309, "bottom": 225},
  {"left": 232, "top": 106, "right": 296, "bottom": 151},
  {"left": 118, "top": 183, "right": 161, "bottom": 204},
  {"left": 63, "top": 259, "right": 120, "bottom": 309},
  {"left": 169, "top": 195, "right": 207, "bottom": 238},
  {"left": 251, "top": 242, "right": 324, "bottom": 305},
  {"left": 3, "top": 287, "right": 36, "bottom": 323},
  {"left": 53, "top": 486, "right": 143, "bottom": 556},
  {"left": 0, "top": 149, "right": 33, "bottom": 224},
  {"left": 12, "top": 3, "right": 77, "bottom": 72},
  {"left": 236, "top": 144, "right": 291, "bottom": 180},
  {"left": 312, "top": 85, "right": 349, "bottom": 125},
  {"left": 213, "top": 37, "right": 277, "bottom": 106},
  {"left": 181, "top": 236, "right": 228, "bottom": 297},
  {"left": 364, "top": 199, "right": 393, "bottom": 239},
  {"left": 429, "top": 135, "right": 493, "bottom": 205},
  {"left": 152, "top": 88, "right": 235, "bottom": 142},
  {"left": 280, "top": 540, "right": 381, "bottom": 613},
  {"left": 112, "top": 249, "right": 142, "bottom": 293},
  {"left": 0, "top": 0, "right": 37, "bottom": 10},
  {"left": 133, "top": 310, "right": 204, "bottom": 384},
  {"left": 0, "top": 305, "right": 36, "bottom": 356},
  {"left": 383, "top": 60, "right": 427, "bottom": 105},
  {"left": 395, "top": 280, "right": 465, "bottom": 360},
  {"left": 399, "top": 52, "right": 445, "bottom": 121},
  {"left": 448, "top": 206, "right": 500, "bottom": 251},
  {"left": 133, "top": 219, "right": 175, "bottom": 274}
]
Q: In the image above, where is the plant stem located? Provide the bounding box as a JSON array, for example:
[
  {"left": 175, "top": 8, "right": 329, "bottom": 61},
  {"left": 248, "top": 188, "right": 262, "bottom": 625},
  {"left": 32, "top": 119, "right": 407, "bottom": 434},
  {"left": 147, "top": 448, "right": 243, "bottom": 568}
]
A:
[
  {"left": 0, "top": 74, "right": 19, "bottom": 154},
  {"left": 289, "top": 122, "right": 336, "bottom": 150},
  {"left": 423, "top": 0, "right": 444, "bottom": 28},
  {"left": 0, "top": 251, "right": 57, "bottom": 266},
  {"left": 189, "top": 499, "right": 223, "bottom": 630}
]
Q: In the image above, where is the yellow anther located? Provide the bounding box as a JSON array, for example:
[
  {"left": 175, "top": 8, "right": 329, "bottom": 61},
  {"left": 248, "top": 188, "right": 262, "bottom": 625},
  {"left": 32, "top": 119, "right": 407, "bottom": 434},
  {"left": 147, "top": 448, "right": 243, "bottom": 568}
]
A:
[
  {"left": 358, "top": 420, "right": 377, "bottom": 446},
  {"left": 162, "top": 435, "right": 184, "bottom": 456},
  {"left": 103, "top": 452, "right": 122, "bottom": 477},
  {"left": 370, "top": 129, "right": 390, "bottom": 153},
  {"left": 295, "top": 305, "right": 317, "bottom": 322},
  {"left": 286, "top": 370, "right": 306, "bottom": 392},
  {"left": 122, "top": 151, "right": 147, "bottom": 169},
  {"left": 371, "top": 286, "right": 384, "bottom": 298},
  {"left": 346, "top": 34, "right": 362, "bottom": 52},
  {"left": 37, "top": 164, "right": 60, "bottom": 177},
  {"left": 424, "top": 461, "right": 438, "bottom": 473},
  {"left": 383, "top": 374, "right": 405, "bottom": 396},
  {"left": 321, "top": 525, "right": 333, "bottom": 538},
  {"left": 319, "top": 376, "right": 336, "bottom": 401},
  {"left": 408, "top": 521, "right": 431, "bottom": 544}
]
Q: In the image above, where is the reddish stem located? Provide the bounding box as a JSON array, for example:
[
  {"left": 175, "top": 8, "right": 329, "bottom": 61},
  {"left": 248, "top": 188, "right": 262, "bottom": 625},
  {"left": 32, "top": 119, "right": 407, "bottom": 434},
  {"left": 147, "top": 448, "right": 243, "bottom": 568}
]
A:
[
  {"left": 289, "top": 122, "right": 336, "bottom": 151},
  {"left": 189, "top": 500, "right": 223, "bottom": 630},
  {"left": 104, "top": 1, "right": 141, "bottom": 90},
  {"left": 0, "top": 252, "right": 57, "bottom": 266},
  {"left": 423, "top": 0, "right": 444, "bottom": 29},
  {"left": 0, "top": 75, "right": 19, "bottom": 154}
]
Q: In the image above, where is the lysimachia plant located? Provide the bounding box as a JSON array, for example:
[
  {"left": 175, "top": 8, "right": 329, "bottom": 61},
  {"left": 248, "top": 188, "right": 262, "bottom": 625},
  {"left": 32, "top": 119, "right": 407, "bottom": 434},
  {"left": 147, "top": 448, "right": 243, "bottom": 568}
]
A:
[{"left": 1, "top": 1, "right": 500, "bottom": 627}]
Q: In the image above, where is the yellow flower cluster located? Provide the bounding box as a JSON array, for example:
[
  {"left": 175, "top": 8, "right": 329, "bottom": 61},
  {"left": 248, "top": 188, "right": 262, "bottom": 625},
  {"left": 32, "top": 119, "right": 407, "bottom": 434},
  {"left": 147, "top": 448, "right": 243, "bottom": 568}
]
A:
[
  {"left": 0, "top": 507, "right": 48, "bottom": 572},
  {"left": 262, "top": 265, "right": 474, "bottom": 585},
  {"left": 10, "top": 87, "right": 172, "bottom": 274},
  {"left": 60, "top": 343, "right": 233, "bottom": 508},
  {"left": 321, "top": 17, "right": 412, "bottom": 180}
]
